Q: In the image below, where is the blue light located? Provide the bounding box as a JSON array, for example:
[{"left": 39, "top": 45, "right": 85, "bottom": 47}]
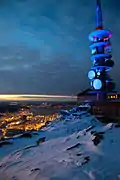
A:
[
  {"left": 88, "top": 70, "right": 96, "bottom": 79},
  {"left": 93, "top": 79, "right": 102, "bottom": 90},
  {"left": 90, "top": 42, "right": 109, "bottom": 49},
  {"left": 91, "top": 53, "right": 111, "bottom": 61},
  {"left": 92, "top": 66, "right": 112, "bottom": 72},
  {"left": 97, "top": 71, "right": 101, "bottom": 76},
  {"left": 92, "top": 49, "right": 96, "bottom": 54},
  {"left": 89, "top": 30, "right": 112, "bottom": 41}
]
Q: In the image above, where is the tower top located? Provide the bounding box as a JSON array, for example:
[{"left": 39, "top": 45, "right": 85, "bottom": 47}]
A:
[{"left": 96, "top": 0, "right": 103, "bottom": 30}]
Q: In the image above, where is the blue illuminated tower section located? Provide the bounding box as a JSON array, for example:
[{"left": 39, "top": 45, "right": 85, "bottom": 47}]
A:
[{"left": 88, "top": 0, "right": 115, "bottom": 100}]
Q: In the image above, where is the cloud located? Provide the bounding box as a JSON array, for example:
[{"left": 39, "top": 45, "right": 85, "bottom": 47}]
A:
[{"left": 0, "top": 0, "right": 118, "bottom": 94}]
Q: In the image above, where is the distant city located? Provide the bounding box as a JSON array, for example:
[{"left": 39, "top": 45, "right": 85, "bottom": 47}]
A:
[{"left": 0, "top": 101, "right": 77, "bottom": 139}]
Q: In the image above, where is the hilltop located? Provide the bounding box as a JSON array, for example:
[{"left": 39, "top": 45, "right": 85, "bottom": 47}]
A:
[{"left": 0, "top": 108, "right": 120, "bottom": 179}]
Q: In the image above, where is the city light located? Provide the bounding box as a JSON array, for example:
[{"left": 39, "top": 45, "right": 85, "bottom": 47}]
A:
[{"left": 0, "top": 106, "right": 59, "bottom": 138}]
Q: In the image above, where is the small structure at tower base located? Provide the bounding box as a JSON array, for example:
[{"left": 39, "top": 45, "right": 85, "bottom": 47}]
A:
[
  {"left": 77, "top": 88, "right": 119, "bottom": 102},
  {"left": 91, "top": 101, "right": 120, "bottom": 123},
  {"left": 77, "top": 89, "right": 120, "bottom": 122}
]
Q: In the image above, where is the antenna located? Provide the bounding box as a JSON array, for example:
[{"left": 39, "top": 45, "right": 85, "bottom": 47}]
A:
[{"left": 96, "top": 0, "right": 103, "bottom": 30}]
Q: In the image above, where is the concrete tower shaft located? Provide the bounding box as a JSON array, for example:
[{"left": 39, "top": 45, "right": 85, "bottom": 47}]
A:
[{"left": 96, "top": 0, "right": 103, "bottom": 30}]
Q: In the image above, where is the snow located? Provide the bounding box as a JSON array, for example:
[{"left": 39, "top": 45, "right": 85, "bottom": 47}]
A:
[{"left": 0, "top": 109, "right": 120, "bottom": 180}]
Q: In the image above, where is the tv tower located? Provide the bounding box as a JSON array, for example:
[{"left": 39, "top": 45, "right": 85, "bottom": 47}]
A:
[{"left": 88, "top": 0, "right": 115, "bottom": 100}]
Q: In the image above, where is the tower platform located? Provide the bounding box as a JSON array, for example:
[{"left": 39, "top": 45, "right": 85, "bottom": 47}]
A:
[{"left": 89, "top": 29, "right": 112, "bottom": 41}]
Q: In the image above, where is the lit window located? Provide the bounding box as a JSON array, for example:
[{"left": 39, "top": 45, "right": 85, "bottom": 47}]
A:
[
  {"left": 93, "top": 79, "right": 102, "bottom": 90},
  {"left": 92, "top": 49, "right": 96, "bottom": 54}
]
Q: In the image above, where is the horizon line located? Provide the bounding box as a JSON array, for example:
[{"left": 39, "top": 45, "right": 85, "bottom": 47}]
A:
[{"left": 0, "top": 94, "right": 77, "bottom": 101}]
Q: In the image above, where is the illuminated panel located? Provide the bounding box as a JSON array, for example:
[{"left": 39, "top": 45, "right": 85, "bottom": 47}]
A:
[
  {"left": 88, "top": 70, "right": 96, "bottom": 80},
  {"left": 97, "top": 71, "right": 101, "bottom": 76},
  {"left": 92, "top": 49, "right": 96, "bottom": 54},
  {"left": 93, "top": 79, "right": 102, "bottom": 90}
]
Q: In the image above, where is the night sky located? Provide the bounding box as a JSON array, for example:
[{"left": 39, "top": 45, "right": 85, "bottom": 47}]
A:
[{"left": 0, "top": 0, "right": 119, "bottom": 95}]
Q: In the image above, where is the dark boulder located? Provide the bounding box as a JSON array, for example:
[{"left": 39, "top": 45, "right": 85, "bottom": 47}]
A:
[
  {"left": 92, "top": 132, "right": 104, "bottom": 146},
  {"left": 36, "top": 137, "right": 46, "bottom": 145},
  {"left": 0, "top": 141, "right": 13, "bottom": 147},
  {"left": 20, "top": 133, "right": 32, "bottom": 138}
]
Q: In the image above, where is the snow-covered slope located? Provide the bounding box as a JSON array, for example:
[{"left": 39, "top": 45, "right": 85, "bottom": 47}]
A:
[{"left": 0, "top": 110, "right": 120, "bottom": 180}]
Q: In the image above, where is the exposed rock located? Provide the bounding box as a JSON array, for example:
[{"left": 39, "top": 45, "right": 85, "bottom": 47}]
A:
[
  {"left": 31, "top": 168, "right": 40, "bottom": 172},
  {"left": 91, "top": 131, "right": 97, "bottom": 135},
  {"left": 24, "top": 145, "right": 37, "bottom": 150},
  {"left": 12, "top": 145, "right": 37, "bottom": 154},
  {"left": 36, "top": 137, "right": 46, "bottom": 146},
  {"left": 76, "top": 153, "right": 82, "bottom": 156},
  {"left": 86, "top": 126, "right": 94, "bottom": 132},
  {"left": 0, "top": 141, "right": 13, "bottom": 147},
  {"left": 45, "top": 121, "right": 51, "bottom": 125},
  {"left": 81, "top": 156, "right": 90, "bottom": 165},
  {"left": 67, "top": 143, "right": 81, "bottom": 151},
  {"left": 92, "top": 132, "right": 104, "bottom": 146},
  {"left": 20, "top": 133, "right": 32, "bottom": 138}
]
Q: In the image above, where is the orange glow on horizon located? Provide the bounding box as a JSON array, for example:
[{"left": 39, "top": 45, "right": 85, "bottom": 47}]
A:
[{"left": 0, "top": 94, "right": 77, "bottom": 101}]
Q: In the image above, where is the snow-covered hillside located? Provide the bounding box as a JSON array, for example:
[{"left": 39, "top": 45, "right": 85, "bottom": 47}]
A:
[{"left": 0, "top": 109, "right": 120, "bottom": 180}]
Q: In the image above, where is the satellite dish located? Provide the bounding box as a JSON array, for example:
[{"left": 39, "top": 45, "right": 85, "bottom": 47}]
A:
[
  {"left": 93, "top": 79, "right": 102, "bottom": 90},
  {"left": 88, "top": 70, "right": 96, "bottom": 80}
]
